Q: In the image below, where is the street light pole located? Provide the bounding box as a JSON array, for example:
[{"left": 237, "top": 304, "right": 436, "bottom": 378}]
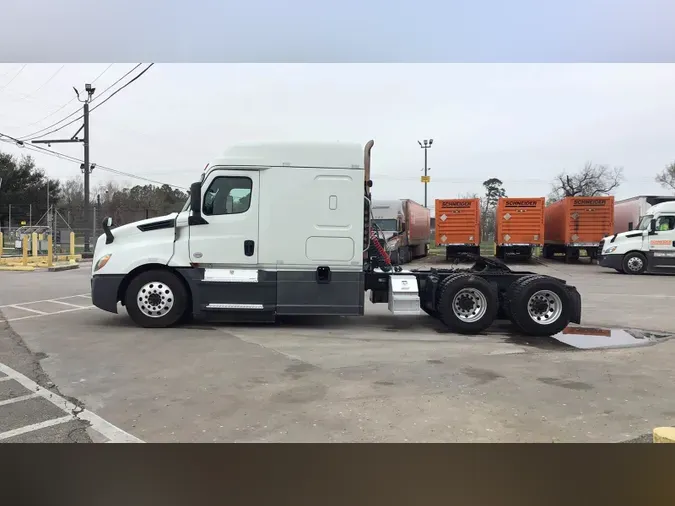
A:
[{"left": 418, "top": 139, "right": 434, "bottom": 208}]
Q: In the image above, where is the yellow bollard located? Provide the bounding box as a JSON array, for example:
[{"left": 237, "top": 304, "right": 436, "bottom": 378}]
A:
[
  {"left": 22, "top": 236, "right": 28, "bottom": 266},
  {"left": 47, "top": 235, "right": 53, "bottom": 267},
  {"left": 70, "top": 231, "right": 75, "bottom": 260},
  {"left": 32, "top": 232, "right": 38, "bottom": 258},
  {"left": 0, "top": 231, "right": 3, "bottom": 258}
]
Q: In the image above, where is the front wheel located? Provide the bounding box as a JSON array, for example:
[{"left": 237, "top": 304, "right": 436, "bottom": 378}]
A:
[
  {"left": 622, "top": 252, "right": 647, "bottom": 275},
  {"left": 124, "top": 269, "right": 189, "bottom": 328}
]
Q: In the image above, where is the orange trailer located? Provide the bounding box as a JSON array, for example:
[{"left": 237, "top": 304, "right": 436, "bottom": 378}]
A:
[
  {"left": 435, "top": 198, "right": 481, "bottom": 260},
  {"left": 543, "top": 196, "right": 615, "bottom": 262},
  {"left": 495, "top": 197, "right": 545, "bottom": 260}
]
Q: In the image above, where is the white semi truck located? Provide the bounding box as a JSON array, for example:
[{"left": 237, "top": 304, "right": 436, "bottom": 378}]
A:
[
  {"left": 599, "top": 200, "right": 675, "bottom": 274},
  {"left": 90, "top": 140, "right": 582, "bottom": 336}
]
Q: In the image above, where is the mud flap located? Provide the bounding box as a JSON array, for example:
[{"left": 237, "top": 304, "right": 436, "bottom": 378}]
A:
[{"left": 567, "top": 286, "right": 582, "bottom": 324}]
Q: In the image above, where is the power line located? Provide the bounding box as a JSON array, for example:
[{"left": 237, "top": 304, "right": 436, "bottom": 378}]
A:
[
  {"left": 22, "top": 65, "right": 65, "bottom": 99},
  {"left": 17, "top": 64, "right": 114, "bottom": 131},
  {"left": 17, "top": 64, "right": 142, "bottom": 141},
  {"left": 17, "top": 63, "right": 150, "bottom": 143},
  {"left": 0, "top": 131, "right": 186, "bottom": 189},
  {"left": 89, "top": 63, "right": 154, "bottom": 113},
  {"left": 18, "top": 64, "right": 141, "bottom": 141},
  {"left": 89, "top": 64, "right": 142, "bottom": 106},
  {"left": 0, "top": 64, "right": 27, "bottom": 91}
]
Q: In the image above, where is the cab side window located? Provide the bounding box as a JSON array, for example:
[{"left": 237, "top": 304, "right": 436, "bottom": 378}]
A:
[
  {"left": 202, "top": 176, "right": 252, "bottom": 216},
  {"left": 656, "top": 215, "right": 675, "bottom": 231}
]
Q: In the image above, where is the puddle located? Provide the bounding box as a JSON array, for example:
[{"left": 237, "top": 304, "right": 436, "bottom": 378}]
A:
[{"left": 550, "top": 326, "right": 673, "bottom": 350}]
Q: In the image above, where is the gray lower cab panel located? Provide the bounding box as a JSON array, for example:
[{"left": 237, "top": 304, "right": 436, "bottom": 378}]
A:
[
  {"left": 177, "top": 268, "right": 365, "bottom": 317},
  {"left": 276, "top": 270, "right": 365, "bottom": 316}
]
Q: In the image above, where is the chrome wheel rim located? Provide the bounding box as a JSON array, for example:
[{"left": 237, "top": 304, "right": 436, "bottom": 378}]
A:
[
  {"left": 626, "top": 256, "right": 643, "bottom": 272},
  {"left": 527, "top": 290, "right": 563, "bottom": 325},
  {"left": 452, "top": 288, "right": 488, "bottom": 323},
  {"left": 137, "top": 282, "right": 174, "bottom": 318}
]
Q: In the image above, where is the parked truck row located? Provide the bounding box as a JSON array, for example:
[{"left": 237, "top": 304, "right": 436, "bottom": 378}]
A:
[{"left": 435, "top": 196, "right": 615, "bottom": 263}]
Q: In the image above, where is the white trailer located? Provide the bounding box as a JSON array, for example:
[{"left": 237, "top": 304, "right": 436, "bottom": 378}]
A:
[
  {"left": 90, "top": 141, "right": 582, "bottom": 336},
  {"left": 599, "top": 201, "right": 675, "bottom": 275}
]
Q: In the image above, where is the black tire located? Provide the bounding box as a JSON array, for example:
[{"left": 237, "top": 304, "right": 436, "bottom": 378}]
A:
[
  {"left": 621, "top": 252, "right": 647, "bottom": 275},
  {"left": 421, "top": 272, "right": 463, "bottom": 318},
  {"left": 506, "top": 275, "right": 571, "bottom": 337},
  {"left": 436, "top": 273, "right": 498, "bottom": 334},
  {"left": 542, "top": 245, "right": 553, "bottom": 259},
  {"left": 502, "top": 274, "right": 540, "bottom": 321},
  {"left": 390, "top": 249, "right": 400, "bottom": 265},
  {"left": 124, "top": 269, "right": 189, "bottom": 328}
]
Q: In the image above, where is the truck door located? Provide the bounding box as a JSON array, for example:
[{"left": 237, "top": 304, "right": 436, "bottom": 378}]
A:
[
  {"left": 189, "top": 170, "right": 259, "bottom": 266},
  {"left": 648, "top": 214, "right": 675, "bottom": 270}
]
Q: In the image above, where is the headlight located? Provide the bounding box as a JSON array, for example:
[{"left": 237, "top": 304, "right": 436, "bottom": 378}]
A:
[
  {"left": 94, "top": 254, "right": 112, "bottom": 272},
  {"left": 604, "top": 246, "right": 617, "bottom": 254}
]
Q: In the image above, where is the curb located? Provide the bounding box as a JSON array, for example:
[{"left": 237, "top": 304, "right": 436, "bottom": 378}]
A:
[
  {"left": 0, "top": 265, "right": 36, "bottom": 272},
  {"left": 47, "top": 264, "right": 80, "bottom": 272},
  {"left": 653, "top": 427, "right": 675, "bottom": 443}
]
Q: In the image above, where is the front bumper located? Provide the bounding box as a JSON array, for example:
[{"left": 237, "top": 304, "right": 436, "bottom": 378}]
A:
[
  {"left": 598, "top": 254, "right": 623, "bottom": 271},
  {"left": 91, "top": 274, "right": 125, "bottom": 314}
]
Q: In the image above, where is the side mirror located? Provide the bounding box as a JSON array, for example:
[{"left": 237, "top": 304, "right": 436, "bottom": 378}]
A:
[
  {"left": 650, "top": 219, "right": 657, "bottom": 233},
  {"left": 190, "top": 182, "right": 202, "bottom": 212},
  {"left": 189, "top": 181, "right": 208, "bottom": 225}
]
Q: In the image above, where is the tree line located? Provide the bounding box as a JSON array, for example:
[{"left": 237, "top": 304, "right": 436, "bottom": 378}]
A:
[
  {"left": 2, "top": 148, "right": 675, "bottom": 235},
  {"left": 0, "top": 151, "right": 187, "bottom": 231}
]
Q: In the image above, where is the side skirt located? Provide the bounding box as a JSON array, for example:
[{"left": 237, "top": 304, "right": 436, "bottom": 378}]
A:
[{"left": 176, "top": 267, "right": 366, "bottom": 321}]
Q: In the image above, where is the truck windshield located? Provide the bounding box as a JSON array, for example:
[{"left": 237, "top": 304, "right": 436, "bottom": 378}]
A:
[
  {"left": 637, "top": 215, "right": 653, "bottom": 230},
  {"left": 181, "top": 197, "right": 191, "bottom": 212},
  {"left": 373, "top": 219, "right": 398, "bottom": 232}
]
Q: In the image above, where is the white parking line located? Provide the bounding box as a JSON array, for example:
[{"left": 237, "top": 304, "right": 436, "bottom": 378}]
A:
[
  {"left": 0, "top": 362, "right": 144, "bottom": 443},
  {"left": 49, "top": 300, "right": 89, "bottom": 309},
  {"left": 6, "top": 305, "right": 94, "bottom": 322},
  {"left": 0, "top": 392, "right": 40, "bottom": 407},
  {"left": 8, "top": 305, "right": 47, "bottom": 315},
  {"left": 0, "top": 294, "right": 90, "bottom": 309},
  {"left": 0, "top": 376, "right": 11, "bottom": 382},
  {"left": 0, "top": 416, "right": 74, "bottom": 441}
]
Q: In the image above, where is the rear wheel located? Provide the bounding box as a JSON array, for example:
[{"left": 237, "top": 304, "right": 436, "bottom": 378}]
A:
[
  {"left": 436, "top": 274, "right": 498, "bottom": 334},
  {"left": 124, "top": 269, "right": 188, "bottom": 328},
  {"left": 622, "top": 252, "right": 647, "bottom": 275},
  {"left": 506, "top": 275, "right": 571, "bottom": 336}
]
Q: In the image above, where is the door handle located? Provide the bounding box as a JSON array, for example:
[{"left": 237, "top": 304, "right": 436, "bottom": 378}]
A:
[{"left": 244, "top": 240, "right": 255, "bottom": 257}]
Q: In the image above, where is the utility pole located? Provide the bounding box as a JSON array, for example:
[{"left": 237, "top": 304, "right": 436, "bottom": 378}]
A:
[
  {"left": 32, "top": 83, "right": 96, "bottom": 255},
  {"left": 417, "top": 139, "right": 434, "bottom": 208}
]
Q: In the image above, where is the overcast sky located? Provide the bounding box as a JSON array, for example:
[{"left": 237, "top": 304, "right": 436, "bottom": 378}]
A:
[{"left": 1, "top": 63, "right": 674, "bottom": 206}]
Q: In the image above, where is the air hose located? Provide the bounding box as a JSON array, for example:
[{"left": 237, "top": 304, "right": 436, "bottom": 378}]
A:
[{"left": 369, "top": 227, "right": 392, "bottom": 266}]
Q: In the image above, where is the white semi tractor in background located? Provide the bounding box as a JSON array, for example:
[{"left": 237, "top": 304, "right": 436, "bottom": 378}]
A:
[
  {"left": 371, "top": 199, "right": 430, "bottom": 264},
  {"left": 599, "top": 201, "right": 675, "bottom": 274},
  {"left": 90, "top": 140, "right": 582, "bottom": 336}
]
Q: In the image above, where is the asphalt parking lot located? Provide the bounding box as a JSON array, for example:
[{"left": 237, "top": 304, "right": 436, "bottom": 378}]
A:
[{"left": 1, "top": 258, "right": 674, "bottom": 443}]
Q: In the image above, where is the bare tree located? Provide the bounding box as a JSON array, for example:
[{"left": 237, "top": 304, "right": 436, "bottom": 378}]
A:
[
  {"left": 549, "top": 162, "right": 624, "bottom": 202},
  {"left": 655, "top": 161, "right": 675, "bottom": 192}
]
